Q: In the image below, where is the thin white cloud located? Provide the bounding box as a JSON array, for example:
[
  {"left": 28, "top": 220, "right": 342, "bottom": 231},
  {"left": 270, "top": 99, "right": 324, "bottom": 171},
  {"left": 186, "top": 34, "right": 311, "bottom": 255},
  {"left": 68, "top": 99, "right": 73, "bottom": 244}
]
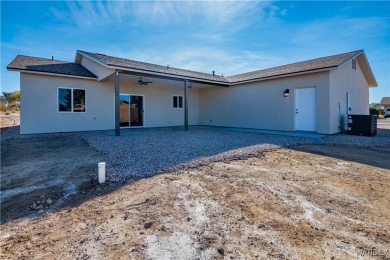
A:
[
  {"left": 51, "top": 1, "right": 272, "bottom": 33},
  {"left": 292, "top": 16, "right": 388, "bottom": 45},
  {"left": 50, "top": 1, "right": 132, "bottom": 30},
  {"left": 131, "top": 1, "right": 268, "bottom": 27}
]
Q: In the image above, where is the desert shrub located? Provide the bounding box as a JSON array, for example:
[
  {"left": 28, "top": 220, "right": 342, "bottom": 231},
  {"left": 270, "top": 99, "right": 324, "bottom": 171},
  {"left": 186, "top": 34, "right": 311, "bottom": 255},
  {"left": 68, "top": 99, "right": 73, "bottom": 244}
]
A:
[
  {"left": 369, "top": 107, "right": 383, "bottom": 116},
  {"left": 0, "top": 104, "right": 8, "bottom": 112},
  {"left": 2, "top": 91, "right": 20, "bottom": 104}
]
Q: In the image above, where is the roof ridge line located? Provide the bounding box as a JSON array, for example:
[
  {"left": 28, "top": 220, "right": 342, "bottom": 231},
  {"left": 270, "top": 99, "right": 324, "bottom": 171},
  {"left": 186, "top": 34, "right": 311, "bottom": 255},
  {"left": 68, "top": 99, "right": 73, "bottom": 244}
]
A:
[
  {"left": 14, "top": 54, "right": 70, "bottom": 63},
  {"left": 77, "top": 50, "right": 226, "bottom": 79},
  {"left": 227, "top": 50, "right": 363, "bottom": 79}
]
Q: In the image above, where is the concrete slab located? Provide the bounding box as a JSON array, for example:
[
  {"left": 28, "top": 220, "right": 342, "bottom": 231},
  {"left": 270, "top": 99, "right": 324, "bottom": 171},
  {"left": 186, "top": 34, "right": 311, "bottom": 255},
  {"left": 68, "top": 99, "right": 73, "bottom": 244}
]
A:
[
  {"left": 105, "top": 126, "right": 326, "bottom": 139},
  {"left": 226, "top": 128, "right": 326, "bottom": 139}
]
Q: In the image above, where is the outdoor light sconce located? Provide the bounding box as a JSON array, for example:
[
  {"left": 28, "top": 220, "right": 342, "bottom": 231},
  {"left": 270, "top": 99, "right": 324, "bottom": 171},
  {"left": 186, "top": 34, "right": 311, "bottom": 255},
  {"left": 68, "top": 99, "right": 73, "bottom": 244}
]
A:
[{"left": 283, "top": 89, "right": 290, "bottom": 97}]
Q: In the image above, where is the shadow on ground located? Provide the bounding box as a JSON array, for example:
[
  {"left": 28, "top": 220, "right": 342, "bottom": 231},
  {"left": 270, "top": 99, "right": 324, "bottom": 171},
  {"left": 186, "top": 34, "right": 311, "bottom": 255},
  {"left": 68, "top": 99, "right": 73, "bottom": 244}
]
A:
[
  {"left": 1, "top": 133, "right": 104, "bottom": 224},
  {"left": 291, "top": 145, "right": 390, "bottom": 170}
]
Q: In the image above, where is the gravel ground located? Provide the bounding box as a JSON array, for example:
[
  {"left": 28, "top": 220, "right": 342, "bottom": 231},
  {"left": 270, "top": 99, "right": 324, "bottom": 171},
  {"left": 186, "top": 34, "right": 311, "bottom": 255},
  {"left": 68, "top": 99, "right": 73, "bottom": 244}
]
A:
[
  {"left": 2, "top": 147, "right": 389, "bottom": 259},
  {"left": 80, "top": 121, "right": 390, "bottom": 181},
  {"left": 3, "top": 120, "right": 390, "bottom": 182}
]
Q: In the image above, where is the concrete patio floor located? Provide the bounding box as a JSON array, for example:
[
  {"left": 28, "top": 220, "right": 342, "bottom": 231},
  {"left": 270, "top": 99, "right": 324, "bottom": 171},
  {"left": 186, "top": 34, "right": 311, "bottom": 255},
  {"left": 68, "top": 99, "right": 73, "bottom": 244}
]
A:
[{"left": 104, "top": 125, "right": 326, "bottom": 139}]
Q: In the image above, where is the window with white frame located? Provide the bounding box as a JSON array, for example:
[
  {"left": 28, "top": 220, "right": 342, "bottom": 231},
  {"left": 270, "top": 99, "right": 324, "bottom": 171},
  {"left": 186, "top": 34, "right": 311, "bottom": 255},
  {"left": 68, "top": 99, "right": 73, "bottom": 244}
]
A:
[
  {"left": 173, "top": 95, "right": 183, "bottom": 108},
  {"left": 58, "top": 88, "right": 86, "bottom": 112}
]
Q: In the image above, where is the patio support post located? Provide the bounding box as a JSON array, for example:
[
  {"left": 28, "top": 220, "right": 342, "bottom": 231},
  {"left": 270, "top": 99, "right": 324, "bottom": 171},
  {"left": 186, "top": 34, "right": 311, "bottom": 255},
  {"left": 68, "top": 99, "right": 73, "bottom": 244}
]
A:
[
  {"left": 184, "top": 80, "right": 189, "bottom": 131},
  {"left": 115, "top": 70, "right": 120, "bottom": 136}
]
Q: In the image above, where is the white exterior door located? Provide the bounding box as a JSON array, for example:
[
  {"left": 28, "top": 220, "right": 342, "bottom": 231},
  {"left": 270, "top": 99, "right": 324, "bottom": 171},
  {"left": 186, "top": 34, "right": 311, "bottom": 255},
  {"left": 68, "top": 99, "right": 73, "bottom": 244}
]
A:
[{"left": 295, "top": 88, "right": 316, "bottom": 131}]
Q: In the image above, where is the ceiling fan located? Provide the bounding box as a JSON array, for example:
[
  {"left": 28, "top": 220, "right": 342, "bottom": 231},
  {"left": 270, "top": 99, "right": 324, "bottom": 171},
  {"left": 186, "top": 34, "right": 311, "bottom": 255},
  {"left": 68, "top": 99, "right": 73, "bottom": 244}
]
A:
[{"left": 138, "top": 77, "right": 153, "bottom": 85}]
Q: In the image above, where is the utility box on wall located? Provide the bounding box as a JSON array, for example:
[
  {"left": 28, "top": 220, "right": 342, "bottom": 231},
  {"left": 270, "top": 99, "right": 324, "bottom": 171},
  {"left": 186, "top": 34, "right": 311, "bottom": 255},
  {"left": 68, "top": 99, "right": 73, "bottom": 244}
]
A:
[{"left": 347, "top": 115, "right": 377, "bottom": 136}]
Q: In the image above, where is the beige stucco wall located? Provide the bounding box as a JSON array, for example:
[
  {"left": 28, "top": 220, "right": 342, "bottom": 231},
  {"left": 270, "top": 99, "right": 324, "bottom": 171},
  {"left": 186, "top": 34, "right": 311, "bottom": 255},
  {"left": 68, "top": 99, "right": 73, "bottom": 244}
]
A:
[
  {"left": 20, "top": 73, "right": 114, "bottom": 134},
  {"left": 119, "top": 82, "right": 200, "bottom": 127},
  {"left": 20, "top": 57, "right": 370, "bottom": 135},
  {"left": 199, "top": 71, "right": 331, "bottom": 134},
  {"left": 329, "top": 58, "right": 370, "bottom": 133},
  {"left": 20, "top": 73, "right": 199, "bottom": 134}
]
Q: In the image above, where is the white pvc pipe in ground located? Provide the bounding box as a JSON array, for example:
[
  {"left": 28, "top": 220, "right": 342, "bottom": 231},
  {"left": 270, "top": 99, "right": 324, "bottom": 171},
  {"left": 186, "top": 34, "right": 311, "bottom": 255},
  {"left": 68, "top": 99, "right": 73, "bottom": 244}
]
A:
[{"left": 98, "top": 162, "right": 106, "bottom": 183}]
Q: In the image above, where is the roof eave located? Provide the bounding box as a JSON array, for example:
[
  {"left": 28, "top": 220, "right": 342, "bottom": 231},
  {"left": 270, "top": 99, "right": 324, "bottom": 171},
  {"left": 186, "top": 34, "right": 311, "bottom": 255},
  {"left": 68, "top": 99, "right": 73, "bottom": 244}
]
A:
[
  {"left": 356, "top": 52, "right": 378, "bottom": 87},
  {"left": 7, "top": 68, "right": 98, "bottom": 80},
  {"left": 76, "top": 50, "right": 229, "bottom": 86},
  {"left": 337, "top": 50, "right": 364, "bottom": 68},
  {"left": 337, "top": 50, "right": 377, "bottom": 87},
  {"left": 229, "top": 67, "right": 336, "bottom": 85},
  {"left": 105, "top": 64, "right": 230, "bottom": 86},
  {"left": 76, "top": 50, "right": 109, "bottom": 66}
]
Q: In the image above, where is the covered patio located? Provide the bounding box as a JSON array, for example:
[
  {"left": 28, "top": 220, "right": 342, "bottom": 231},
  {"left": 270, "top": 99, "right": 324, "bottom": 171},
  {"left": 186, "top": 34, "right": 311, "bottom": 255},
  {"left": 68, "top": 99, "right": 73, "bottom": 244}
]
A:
[
  {"left": 112, "top": 70, "right": 228, "bottom": 135},
  {"left": 76, "top": 50, "right": 230, "bottom": 136}
]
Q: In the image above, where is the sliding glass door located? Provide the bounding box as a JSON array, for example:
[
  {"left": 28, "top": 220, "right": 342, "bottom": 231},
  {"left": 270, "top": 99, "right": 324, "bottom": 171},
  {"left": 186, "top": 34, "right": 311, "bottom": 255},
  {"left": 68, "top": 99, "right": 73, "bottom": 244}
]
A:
[{"left": 120, "top": 94, "right": 144, "bottom": 127}]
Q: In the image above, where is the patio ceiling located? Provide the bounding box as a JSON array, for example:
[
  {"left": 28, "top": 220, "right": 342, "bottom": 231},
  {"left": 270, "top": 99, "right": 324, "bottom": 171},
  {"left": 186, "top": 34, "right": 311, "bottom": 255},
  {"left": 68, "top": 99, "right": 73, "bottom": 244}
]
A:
[{"left": 105, "top": 72, "right": 224, "bottom": 89}]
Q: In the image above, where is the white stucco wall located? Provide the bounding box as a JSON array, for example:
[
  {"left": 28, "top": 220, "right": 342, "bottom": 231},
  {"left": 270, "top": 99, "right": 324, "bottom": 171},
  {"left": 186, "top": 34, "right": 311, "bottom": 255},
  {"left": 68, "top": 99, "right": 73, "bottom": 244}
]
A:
[
  {"left": 20, "top": 73, "right": 199, "bottom": 134},
  {"left": 119, "top": 82, "right": 199, "bottom": 127},
  {"left": 329, "top": 57, "right": 370, "bottom": 133},
  {"left": 20, "top": 73, "right": 114, "bottom": 134},
  {"left": 20, "top": 60, "right": 369, "bottom": 135},
  {"left": 199, "top": 71, "right": 331, "bottom": 134}
]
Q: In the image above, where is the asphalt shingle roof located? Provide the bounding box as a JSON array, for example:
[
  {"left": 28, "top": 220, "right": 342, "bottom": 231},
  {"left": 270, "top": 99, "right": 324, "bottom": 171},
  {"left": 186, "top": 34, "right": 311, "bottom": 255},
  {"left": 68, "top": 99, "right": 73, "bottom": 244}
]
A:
[
  {"left": 380, "top": 97, "right": 390, "bottom": 105},
  {"left": 78, "top": 50, "right": 227, "bottom": 83},
  {"left": 7, "top": 55, "right": 97, "bottom": 78},
  {"left": 8, "top": 50, "right": 362, "bottom": 84},
  {"left": 79, "top": 50, "right": 361, "bottom": 84},
  {"left": 226, "top": 50, "right": 362, "bottom": 83}
]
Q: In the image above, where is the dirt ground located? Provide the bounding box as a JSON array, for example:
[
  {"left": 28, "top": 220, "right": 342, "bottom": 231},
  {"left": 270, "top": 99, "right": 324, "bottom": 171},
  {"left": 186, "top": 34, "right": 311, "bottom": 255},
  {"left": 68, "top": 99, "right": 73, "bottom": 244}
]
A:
[
  {"left": 0, "top": 111, "right": 20, "bottom": 129},
  {"left": 1, "top": 144, "right": 389, "bottom": 259},
  {"left": 1, "top": 135, "right": 103, "bottom": 223}
]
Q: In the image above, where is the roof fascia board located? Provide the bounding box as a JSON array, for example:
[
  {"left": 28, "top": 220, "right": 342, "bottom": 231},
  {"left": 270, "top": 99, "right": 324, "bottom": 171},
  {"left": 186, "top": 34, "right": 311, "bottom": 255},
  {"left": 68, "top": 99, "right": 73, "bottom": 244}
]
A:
[
  {"left": 77, "top": 50, "right": 108, "bottom": 66},
  {"left": 229, "top": 67, "right": 336, "bottom": 86},
  {"left": 356, "top": 53, "right": 378, "bottom": 87},
  {"left": 110, "top": 66, "right": 230, "bottom": 86},
  {"left": 74, "top": 53, "right": 83, "bottom": 64},
  {"left": 7, "top": 68, "right": 97, "bottom": 80},
  {"left": 337, "top": 50, "right": 363, "bottom": 69}
]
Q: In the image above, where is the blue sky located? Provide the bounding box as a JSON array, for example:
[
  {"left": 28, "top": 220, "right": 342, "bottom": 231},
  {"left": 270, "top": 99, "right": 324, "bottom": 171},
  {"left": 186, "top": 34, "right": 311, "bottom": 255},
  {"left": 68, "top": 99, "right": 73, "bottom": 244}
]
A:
[{"left": 1, "top": 1, "right": 389, "bottom": 103}]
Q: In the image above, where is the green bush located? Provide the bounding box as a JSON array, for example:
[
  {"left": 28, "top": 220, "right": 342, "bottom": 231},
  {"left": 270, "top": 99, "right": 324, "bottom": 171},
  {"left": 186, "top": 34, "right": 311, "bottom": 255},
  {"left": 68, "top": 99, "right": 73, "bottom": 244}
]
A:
[
  {"left": 369, "top": 107, "right": 383, "bottom": 116},
  {"left": 2, "top": 91, "right": 20, "bottom": 104}
]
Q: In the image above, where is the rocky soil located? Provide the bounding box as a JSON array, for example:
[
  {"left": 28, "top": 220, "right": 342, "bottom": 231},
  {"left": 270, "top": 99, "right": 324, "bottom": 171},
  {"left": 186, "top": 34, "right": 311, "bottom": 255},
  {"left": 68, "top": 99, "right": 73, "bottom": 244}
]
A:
[{"left": 1, "top": 146, "right": 389, "bottom": 259}]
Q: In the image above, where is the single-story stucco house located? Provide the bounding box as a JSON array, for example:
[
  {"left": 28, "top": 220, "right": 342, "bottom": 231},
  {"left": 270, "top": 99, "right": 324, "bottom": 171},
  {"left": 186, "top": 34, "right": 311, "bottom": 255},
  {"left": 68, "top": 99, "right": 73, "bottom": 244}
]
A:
[{"left": 7, "top": 49, "right": 377, "bottom": 135}]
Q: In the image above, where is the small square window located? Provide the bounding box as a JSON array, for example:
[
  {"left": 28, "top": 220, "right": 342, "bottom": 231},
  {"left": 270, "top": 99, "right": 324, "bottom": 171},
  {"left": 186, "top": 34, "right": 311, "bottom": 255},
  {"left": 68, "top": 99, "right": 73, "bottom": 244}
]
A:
[
  {"left": 173, "top": 96, "right": 183, "bottom": 108},
  {"left": 58, "top": 88, "right": 86, "bottom": 112}
]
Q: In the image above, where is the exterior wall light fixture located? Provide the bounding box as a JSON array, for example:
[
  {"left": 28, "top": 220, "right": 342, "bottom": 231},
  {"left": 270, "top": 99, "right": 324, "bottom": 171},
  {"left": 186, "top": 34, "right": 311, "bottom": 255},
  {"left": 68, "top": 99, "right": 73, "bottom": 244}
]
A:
[{"left": 283, "top": 89, "right": 290, "bottom": 97}]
